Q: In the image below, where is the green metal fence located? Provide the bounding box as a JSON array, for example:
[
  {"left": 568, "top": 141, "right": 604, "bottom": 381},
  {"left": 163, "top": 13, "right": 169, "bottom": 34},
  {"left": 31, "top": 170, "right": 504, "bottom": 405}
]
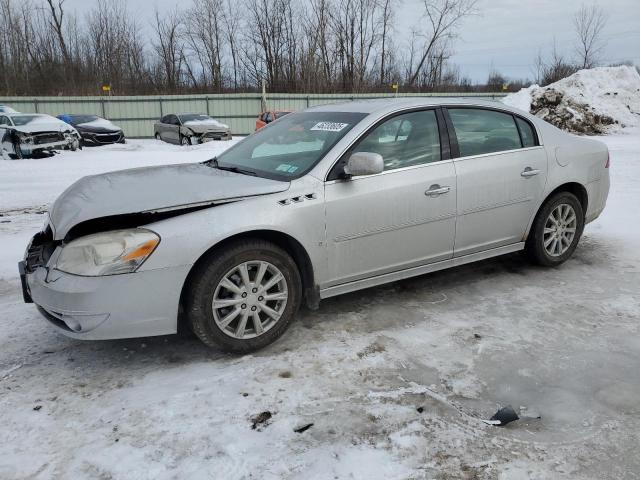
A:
[{"left": 0, "top": 92, "right": 507, "bottom": 137}]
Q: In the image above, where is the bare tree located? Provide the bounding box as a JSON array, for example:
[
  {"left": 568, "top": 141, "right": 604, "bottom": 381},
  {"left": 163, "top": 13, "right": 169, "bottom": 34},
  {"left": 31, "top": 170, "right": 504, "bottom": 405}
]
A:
[
  {"left": 406, "top": 0, "right": 477, "bottom": 87},
  {"left": 44, "top": 0, "right": 71, "bottom": 65},
  {"left": 378, "top": 0, "right": 394, "bottom": 86},
  {"left": 573, "top": 3, "right": 608, "bottom": 69},
  {"left": 152, "top": 9, "right": 185, "bottom": 93},
  {"left": 184, "top": 0, "right": 226, "bottom": 91}
]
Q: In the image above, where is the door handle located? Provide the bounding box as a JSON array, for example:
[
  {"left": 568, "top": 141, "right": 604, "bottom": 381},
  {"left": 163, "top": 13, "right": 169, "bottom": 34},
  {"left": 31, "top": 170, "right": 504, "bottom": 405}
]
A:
[
  {"left": 521, "top": 167, "right": 540, "bottom": 177},
  {"left": 425, "top": 184, "right": 450, "bottom": 197}
]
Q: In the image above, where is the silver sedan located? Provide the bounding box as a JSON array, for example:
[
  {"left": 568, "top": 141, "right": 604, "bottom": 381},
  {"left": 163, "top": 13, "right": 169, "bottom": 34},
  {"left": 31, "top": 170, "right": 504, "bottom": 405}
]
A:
[{"left": 20, "top": 98, "right": 610, "bottom": 352}]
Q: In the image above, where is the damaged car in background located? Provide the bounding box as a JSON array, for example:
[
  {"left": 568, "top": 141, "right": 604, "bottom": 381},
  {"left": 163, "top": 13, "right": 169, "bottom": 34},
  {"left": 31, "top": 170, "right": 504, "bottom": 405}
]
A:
[
  {"left": 154, "top": 113, "right": 231, "bottom": 145},
  {"left": 57, "top": 114, "right": 125, "bottom": 146},
  {"left": 1, "top": 113, "right": 81, "bottom": 159},
  {"left": 20, "top": 99, "right": 609, "bottom": 353}
]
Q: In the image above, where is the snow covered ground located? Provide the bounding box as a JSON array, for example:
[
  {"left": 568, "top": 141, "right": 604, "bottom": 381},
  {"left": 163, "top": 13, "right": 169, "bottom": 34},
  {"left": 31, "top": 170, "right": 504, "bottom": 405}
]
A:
[{"left": 1, "top": 133, "right": 639, "bottom": 479}]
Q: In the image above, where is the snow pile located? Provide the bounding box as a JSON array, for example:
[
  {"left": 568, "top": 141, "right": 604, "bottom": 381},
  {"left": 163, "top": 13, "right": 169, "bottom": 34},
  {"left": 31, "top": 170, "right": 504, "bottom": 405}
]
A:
[{"left": 503, "top": 66, "right": 640, "bottom": 134}]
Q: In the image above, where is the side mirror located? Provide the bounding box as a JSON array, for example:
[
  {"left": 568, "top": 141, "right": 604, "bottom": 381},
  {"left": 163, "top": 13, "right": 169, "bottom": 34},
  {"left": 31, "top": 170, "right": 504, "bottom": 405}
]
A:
[{"left": 343, "top": 152, "right": 384, "bottom": 177}]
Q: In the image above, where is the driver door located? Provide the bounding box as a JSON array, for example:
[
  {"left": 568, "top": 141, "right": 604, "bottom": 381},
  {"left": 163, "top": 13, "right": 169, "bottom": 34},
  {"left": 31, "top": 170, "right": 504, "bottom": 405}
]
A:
[{"left": 323, "top": 109, "right": 457, "bottom": 288}]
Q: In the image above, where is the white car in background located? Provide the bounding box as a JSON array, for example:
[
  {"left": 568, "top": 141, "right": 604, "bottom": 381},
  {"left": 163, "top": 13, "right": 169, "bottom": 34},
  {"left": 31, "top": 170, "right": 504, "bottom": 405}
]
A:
[
  {"left": 0, "top": 113, "right": 81, "bottom": 159},
  {"left": 0, "top": 105, "right": 19, "bottom": 114}
]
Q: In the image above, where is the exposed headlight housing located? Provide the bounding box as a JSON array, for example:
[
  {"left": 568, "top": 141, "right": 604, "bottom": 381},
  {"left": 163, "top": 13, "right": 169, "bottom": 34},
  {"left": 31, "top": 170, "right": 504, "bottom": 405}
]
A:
[
  {"left": 55, "top": 229, "right": 160, "bottom": 276},
  {"left": 16, "top": 131, "right": 34, "bottom": 143}
]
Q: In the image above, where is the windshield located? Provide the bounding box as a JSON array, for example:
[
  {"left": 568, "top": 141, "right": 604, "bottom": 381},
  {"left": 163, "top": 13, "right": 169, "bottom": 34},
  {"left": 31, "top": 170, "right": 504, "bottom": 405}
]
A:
[
  {"left": 10, "top": 115, "right": 50, "bottom": 126},
  {"left": 69, "top": 115, "right": 99, "bottom": 124},
  {"left": 179, "top": 114, "right": 211, "bottom": 122},
  {"left": 214, "top": 111, "right": 367, "bottom": 180}
]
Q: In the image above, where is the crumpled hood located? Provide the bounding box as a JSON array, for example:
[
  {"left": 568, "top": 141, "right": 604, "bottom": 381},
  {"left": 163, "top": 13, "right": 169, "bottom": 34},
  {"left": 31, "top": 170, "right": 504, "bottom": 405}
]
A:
[
  {"left": 183, "top": 119, "right": 229, "bottom": 133},
  {"left": 13, "top": 122, "right": 76, "bottom": 135},
  {"left": 49, "top": 163, "right": 289, "bottom": 240}
]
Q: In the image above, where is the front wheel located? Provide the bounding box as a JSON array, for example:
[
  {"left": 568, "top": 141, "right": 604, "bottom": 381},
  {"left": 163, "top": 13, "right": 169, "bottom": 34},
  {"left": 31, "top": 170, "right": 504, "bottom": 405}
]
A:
[
  {"left": 184, "top": 240, "right": 302, "bottom": 353},
  {"left": 181, "top": 135, "right": 192, "bottom": 146},
  {"left": 12, "top": 141, "right": 23, "bottom": 159},
  {"left": 525, "top": 192, "right": 584, "bottom": 267}
]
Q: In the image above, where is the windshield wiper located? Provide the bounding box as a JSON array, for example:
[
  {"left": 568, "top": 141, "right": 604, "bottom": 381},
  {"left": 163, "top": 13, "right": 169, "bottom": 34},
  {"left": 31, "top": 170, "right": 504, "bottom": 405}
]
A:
[{"left": 208, "top": 157, "right": 257, "bottom": 176}]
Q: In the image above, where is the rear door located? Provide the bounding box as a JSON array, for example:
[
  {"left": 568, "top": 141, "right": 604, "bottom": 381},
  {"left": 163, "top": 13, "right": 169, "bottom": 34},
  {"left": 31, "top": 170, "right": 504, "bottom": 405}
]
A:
[
  {"left": 445, "top": 107, "right": 548, "bottom": 256},
  {"left": 324, "top": 108, "right": 457, "bottom": 287}
]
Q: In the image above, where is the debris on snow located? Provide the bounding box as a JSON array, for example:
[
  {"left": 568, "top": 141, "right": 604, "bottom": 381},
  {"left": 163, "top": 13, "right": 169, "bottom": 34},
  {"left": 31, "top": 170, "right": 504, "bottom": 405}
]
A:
[
  {"left": 503, "top": 66, "right": 640, "bottom": 134},
  {"left": 482, "top": 405, "right": 519, "bottom": 427},
  {"left": 251, "top": 411, "right": 273, "bottom": 430},
  {"left": 294, "top": 423, "right": 314, "bottom": 433}
]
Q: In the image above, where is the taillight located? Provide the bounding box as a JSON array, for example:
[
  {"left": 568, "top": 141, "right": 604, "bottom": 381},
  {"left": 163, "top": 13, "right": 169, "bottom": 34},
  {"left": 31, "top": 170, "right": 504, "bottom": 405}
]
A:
[{"left": 605, "top": 152, "right": 610, "bottom": 168}]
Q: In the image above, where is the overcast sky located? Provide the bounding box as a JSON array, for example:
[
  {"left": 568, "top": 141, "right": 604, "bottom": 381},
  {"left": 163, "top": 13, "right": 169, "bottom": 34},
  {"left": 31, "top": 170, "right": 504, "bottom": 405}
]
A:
[{"left": 63, "top": 0, "right": 640, "bottom": 83}]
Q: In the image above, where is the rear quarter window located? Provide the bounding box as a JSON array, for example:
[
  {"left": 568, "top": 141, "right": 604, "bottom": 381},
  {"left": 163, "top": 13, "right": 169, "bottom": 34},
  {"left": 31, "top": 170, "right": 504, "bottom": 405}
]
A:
[
  {"left": 516, "top": 117, "right": 537, "bottom": 147},
  {"left": 448, "top": 108, "right": 522, "bottom": 157}
]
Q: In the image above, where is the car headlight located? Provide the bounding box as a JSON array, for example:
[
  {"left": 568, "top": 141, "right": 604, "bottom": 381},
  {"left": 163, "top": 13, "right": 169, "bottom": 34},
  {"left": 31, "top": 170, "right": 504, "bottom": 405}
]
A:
[
  {"left": 55, "top": 229, "right": 160, "bottom": 276},
  {"left": 16, "top": 131, "right": 34, "bottom": 143}
]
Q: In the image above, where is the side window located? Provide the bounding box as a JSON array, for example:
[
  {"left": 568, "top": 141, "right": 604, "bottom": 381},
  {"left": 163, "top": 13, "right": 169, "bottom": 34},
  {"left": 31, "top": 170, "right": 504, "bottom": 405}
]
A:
[
  {"left": 0, "top": 116, "right": 7, "bottom": 126},
  {"left": 352, "top": 110, "right": 441, "bottom": 171},
  {"left": 516, "top": 117, "right": 537, "bottom": 147},
  {"left": 448, "top": 108, "right": 522, "bottom": 157},
  {"left": 160, "top": 115, "right": 169, "bottom": 124},
  {"left": 171, "top": 115, "right": 181, "bottom": 125}
]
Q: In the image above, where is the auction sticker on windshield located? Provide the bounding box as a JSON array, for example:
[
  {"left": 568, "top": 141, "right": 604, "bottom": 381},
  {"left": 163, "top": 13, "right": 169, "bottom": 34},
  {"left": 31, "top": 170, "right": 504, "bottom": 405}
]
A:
[{"left": 310, "top": 122, "right": 349, "bottom": 132}]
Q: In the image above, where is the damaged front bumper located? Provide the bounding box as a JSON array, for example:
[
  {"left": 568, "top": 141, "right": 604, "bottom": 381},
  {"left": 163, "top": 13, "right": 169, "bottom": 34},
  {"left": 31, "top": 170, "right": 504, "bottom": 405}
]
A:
[
  {"left": 20, "top": 231, "right": 190, "bottom": 340},
  {"left": 197, "top": 130, "right": 232, "bottom": 142}
]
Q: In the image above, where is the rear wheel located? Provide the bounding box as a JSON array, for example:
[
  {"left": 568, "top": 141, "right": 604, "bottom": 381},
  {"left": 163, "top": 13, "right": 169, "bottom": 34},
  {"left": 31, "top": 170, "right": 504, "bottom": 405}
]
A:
[
  {"left": 154, "top": 132, "right": 161, "bottom": 141},
  {"left": 184, "top": 240, "right": 302, "bottom": 353},
  {"left": 525, "top": 192, "right": 584, "bottom": 266}
]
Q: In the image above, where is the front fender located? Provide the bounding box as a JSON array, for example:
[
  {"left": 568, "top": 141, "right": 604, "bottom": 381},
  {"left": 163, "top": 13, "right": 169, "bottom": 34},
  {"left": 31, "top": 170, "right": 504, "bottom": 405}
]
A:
[{"left": 139, "top": 179, "right": 327, "bottom": 284}]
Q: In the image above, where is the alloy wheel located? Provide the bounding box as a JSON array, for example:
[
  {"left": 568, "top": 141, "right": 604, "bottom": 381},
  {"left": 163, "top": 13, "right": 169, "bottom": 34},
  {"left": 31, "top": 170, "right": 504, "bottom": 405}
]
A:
[
  {"left": 212, "top": 261, "right": 288, "bottom": 339},
  {"left": 543, "top": 203, "right": 577, "bottom": 257}
]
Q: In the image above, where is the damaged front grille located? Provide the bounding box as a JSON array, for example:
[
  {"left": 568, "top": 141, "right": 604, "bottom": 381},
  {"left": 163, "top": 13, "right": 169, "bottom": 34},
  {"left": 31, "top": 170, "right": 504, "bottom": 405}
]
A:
[
  {"left": 33, "top": 132, "right": 64, "bottom": 145},
  {"left": 25, "top": 227, "right": 57, "bottom": 273}
]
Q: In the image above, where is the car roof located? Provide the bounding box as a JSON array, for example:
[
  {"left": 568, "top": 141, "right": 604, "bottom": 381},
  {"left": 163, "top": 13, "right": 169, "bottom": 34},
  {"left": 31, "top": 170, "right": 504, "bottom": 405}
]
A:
[{"left": 306, "top": 96, "right": 515, "bottom": 114}]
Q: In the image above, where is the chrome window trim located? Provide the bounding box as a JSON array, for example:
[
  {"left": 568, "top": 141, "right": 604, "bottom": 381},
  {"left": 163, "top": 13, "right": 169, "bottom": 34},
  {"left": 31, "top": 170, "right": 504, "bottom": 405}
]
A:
[{"left": 452, "top": 145, "right": 545, "bottom": 163}]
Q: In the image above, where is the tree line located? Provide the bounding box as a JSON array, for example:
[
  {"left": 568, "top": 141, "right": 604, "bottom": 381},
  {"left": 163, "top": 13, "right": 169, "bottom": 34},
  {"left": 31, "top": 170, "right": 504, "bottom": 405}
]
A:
[
  {"left": 0, "top": 0, "right": 622, "bottom": 96},
  {"left": 0, "top": 0, "right": 483, "bottom": 95}
]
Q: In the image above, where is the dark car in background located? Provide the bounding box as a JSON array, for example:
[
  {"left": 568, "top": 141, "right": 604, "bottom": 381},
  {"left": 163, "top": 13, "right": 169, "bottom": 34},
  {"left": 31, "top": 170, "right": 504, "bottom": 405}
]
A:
[
  {"left": 1, "top": 113, "right": 80, "bottom": 159},
  {"left": 57, "top": 114, "right": 125, "bottom": 146},
  {"left": 154, "top": 113, "right": 231, "bottom": 146}
]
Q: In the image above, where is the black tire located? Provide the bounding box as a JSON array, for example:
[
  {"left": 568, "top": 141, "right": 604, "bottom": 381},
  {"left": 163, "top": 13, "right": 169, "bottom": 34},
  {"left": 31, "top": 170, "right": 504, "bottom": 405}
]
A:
[
  {"left": 525, "top": 191, "right": 584, "bottom": 267},
  {"left": 154, "top": 132, "right": 161, "bottom": 141},
  {"left": 184, "top": 240, "right": 302, "bottom": 353},
  {"left": 12, "top": 141, "right": 23, "bottom": 159}
]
